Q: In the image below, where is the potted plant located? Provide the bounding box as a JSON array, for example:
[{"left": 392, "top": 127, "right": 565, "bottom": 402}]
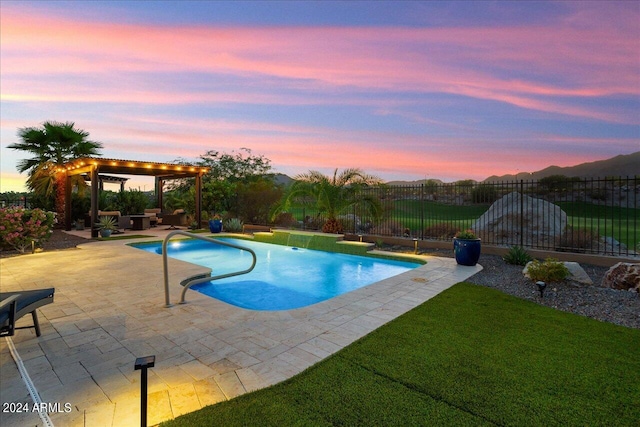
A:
[
  {"left": 96, "top": 216, "right": 117, "bottom": 238},
  {"left": 453, "top": 229, "right": 481, "bottom": 266},
  {"left": 208, "top": 214, "right": 223, "bottom": 233}
]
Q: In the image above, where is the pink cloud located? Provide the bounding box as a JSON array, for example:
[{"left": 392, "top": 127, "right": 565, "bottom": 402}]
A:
[
  {"left": 2, "top": 4, "right": 638, "bottom": 123},
  {"left": 1, "top": 3, "right": 637, "bottom": 186}
]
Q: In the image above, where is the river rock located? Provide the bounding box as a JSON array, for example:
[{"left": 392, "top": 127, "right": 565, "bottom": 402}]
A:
[{"left": 602, "top": 263, "right": 640, "bottom": 292}]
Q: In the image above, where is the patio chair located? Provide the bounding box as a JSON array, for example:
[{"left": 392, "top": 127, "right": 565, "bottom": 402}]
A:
[
  {"left": 163, "top": 209, "right": 187, "bottom": 229},
  {"left": 0, "top": 288, "right": 55, "bottom": 337},
  {"left": 144, "top": 208, "right": 162, "bottom": 227}
]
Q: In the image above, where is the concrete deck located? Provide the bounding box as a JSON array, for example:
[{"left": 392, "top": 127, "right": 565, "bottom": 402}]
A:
[{"left": 1, "top": 229, "right": 481, "bottom": 426}]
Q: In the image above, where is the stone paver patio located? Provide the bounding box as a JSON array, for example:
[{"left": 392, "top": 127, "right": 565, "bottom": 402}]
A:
[{"left": 1, "top": 230, "right": 481, "bottom": 426}]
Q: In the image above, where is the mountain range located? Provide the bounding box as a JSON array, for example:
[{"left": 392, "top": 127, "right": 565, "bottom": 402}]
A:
[
  {"left": 277, "top": 152, "right": 639, "bottom": 186},
  {"left": 482, "top": 151, "right": 639, "bottom": 182}
]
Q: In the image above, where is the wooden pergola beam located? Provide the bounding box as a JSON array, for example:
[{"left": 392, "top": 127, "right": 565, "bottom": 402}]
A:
[{"left": 62, "top": 157, "right": 208, "bottom": 237}]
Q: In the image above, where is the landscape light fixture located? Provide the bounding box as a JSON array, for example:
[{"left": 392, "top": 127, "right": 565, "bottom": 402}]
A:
[
  {"left": 134, "top": 355, "right": 156, "bottom": 427},
  {"left": 536, "top": 281, "right": 547, "bottom": 298},
  {"left": 413, "top": 238, "right": 419, "bottom": 254}
]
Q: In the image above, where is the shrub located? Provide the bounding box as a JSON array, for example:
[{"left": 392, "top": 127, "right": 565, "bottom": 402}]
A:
[
  {"left": 96, "top": 216, "right": 117, "bottom": 231},
  {"left": 454, "top": 229, "right": 478, "bottom": 239},
  {"left": 371, "top": 220, "right": 404, "bottom": 236},
  {"left": 223, "top": 218, "right": 244, "bottom": 233},
  {"left": 0, "top": 207, "right": 54, "bottom": 253},
  {"left": 587, "top": 188, "right": 607, "bottom": 201},
  {"left": 112, "top": 189, "right": 150, "bottom": 215},
  {"left": 503, "top": 245, "right": 533, "bottom": 266},
  {"left": 274, "top": 212, "right": 298, "bottom": 228},
  {"left": 526, "top": 258, "right": 570, "bottom": 283},
  {"left": 557, "top": 227, "right": 599, "bottom": 252},
  {"left": 423, "top": 222, "right": 458, "bottom": 239},
  {"left": 471, "top": 184, "right": 499, "bottom": 203}
]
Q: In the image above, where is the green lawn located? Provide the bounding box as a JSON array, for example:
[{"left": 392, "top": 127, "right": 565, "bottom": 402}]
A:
[
  {"left": 559, "top": 202, "right": 640, "bottom": 250},
  {"left": 392, "top": 200, "right": 639, "bottom": 249},
  {"left": 161, "top": 283, "right": 640, "bottom": 426},
  {"left": 289, "top": 200, "right": 639, "bottom": 249}
]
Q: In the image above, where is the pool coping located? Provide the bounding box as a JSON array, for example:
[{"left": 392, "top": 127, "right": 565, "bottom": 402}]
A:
[{"left": 1, "top": 229, "right": 481, "bottom": 426}]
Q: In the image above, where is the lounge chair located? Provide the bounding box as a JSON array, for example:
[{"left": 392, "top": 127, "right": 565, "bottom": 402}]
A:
[{"left": 0, "top": 288, "right": 55, "bottom": 337}]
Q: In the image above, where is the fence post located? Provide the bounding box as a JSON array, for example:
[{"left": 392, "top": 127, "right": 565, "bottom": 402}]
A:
[
  {"left": 420, "top": 183, "right": 424, "bottom": 240},
  {"left": 353, "top": 200, "right": 356, "bottom": 234},
  {"left": 520, "top": 180, "right": 524, "bottom": 247}
]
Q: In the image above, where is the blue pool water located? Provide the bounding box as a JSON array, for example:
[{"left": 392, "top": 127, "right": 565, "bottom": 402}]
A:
[{"left": 132, "top": 237, "right": 419, "bottom": 311}]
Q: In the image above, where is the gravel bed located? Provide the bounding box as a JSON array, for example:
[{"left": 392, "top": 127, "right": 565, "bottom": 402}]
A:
[
  {"left": 0, "top": 229, "right": 94, "bottom": 258},
  {"left": 391, "top": 245, "right": 640, "bottom": 330}
]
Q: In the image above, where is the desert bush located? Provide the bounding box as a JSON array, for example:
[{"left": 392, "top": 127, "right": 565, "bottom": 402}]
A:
[
  {"left": 274, "top": 212, "right": 298, "bottom": 228},
  {"left": 503, "top": 246, "right": 533, "bottom": 266},
  {"left": 223, "top": 218, "right": 244, "bottom": 233},
  {"left": 557, "top": 227, "right": 599, "bottom": 252},
  {"left": 424, "top": 222, "right": 459, "bottom": 239},
  {"left": 303, "top": 215, "right": 324, "bottom": 230},
  {"left": 526, "top": 258, "right": 569, "bottom": 283},
  {"left": 587, "top": 188, "right": 607, "bottom": 201},
  {"left": 372, "top": 219, "right": 405, "bottom": 236}
]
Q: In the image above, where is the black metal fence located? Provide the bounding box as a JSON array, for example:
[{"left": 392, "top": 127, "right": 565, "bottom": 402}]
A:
[
  {"left": 0, "top": 195, "right": 31, "bottom": 208},
  {"left": 290, "top": 177, "right": 640, "bottom": 257}
]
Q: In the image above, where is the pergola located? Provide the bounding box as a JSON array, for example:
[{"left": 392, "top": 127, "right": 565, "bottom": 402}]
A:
[
  {"left": 62, "top": 157, "right": 208, "bottom": 237},
  {"left": 83, "top": 174, "right": 129, "bottom": 192}
]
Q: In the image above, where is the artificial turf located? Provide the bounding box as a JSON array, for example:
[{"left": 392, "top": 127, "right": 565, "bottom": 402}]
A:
[{"left": 161, "top": 282, "right": 640, "bottom": 426}]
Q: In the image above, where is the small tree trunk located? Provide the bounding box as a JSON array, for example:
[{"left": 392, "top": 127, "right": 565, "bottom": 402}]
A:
[{"left": 55, "top": 173, "right": 66, "bottom": 227}]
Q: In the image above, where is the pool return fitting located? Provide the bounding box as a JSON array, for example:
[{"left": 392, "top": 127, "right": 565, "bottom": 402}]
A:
[{"left": 162, "top": 230, "right": 257, "bottom": 307}]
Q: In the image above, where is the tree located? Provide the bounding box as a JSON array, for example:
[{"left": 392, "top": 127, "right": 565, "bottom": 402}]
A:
[
  {"left": 167, "top": 148, "right": 277, "bottom": 219},
  {"left": 8, "top": 121, "right": 103, "bottom": 225},
  {"left": 236, "top": 178, "right": 283, "bottom": 224},
  {"left": 198, "top": 148, "right": 272, "bottom": 181},
  {"left": 276, "top": 168, "right": 384, "bottom": 233},
  {"left": 539, "top": 175, "right": 580, "bottom": 193}
]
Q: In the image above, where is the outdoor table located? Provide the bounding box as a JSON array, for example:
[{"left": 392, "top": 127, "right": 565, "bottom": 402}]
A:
[{"left": 130, "top": 215, "right": 151, "bottom": 230}]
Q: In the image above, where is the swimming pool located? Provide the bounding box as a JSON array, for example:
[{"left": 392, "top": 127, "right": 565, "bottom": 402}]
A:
[{"left": 133, "top": 237, "right": 420, "bottom": 311}]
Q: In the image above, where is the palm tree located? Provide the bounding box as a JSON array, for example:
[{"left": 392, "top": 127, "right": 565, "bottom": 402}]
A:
[
  {"left": 8, "top": 121, "right": 103, "bottom": 224},
  {"left": 277, "top": 168, "right": 384, "bottom": 233}
]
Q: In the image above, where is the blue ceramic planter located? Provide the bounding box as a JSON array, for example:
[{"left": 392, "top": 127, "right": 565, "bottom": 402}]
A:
[
  {"left": 453, "top": 238, "right": 481, "bottom": 266},
  {"left": 208, "top": 219, "right": 223, "bottom": 233}
]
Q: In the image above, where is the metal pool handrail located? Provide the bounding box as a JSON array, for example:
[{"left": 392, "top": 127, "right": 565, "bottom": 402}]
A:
[{"left": 162, "top": 231, "right": 257, "bottom": 307}]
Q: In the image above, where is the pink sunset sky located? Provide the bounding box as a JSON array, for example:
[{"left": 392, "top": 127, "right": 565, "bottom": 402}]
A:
[{"left": 1, "top": 1, "right": 638, "bottom": 191}]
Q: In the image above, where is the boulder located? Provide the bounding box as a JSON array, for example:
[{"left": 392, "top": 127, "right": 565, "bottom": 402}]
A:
[
  {"left": 602, "top": 263, "right": 640, "bottom": 292},
  {"left": 473, "top": 192, "right": 567, "bottom": 247},
  {"left": 564, "top": 262, "right": 593, "bottom": 285}
]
